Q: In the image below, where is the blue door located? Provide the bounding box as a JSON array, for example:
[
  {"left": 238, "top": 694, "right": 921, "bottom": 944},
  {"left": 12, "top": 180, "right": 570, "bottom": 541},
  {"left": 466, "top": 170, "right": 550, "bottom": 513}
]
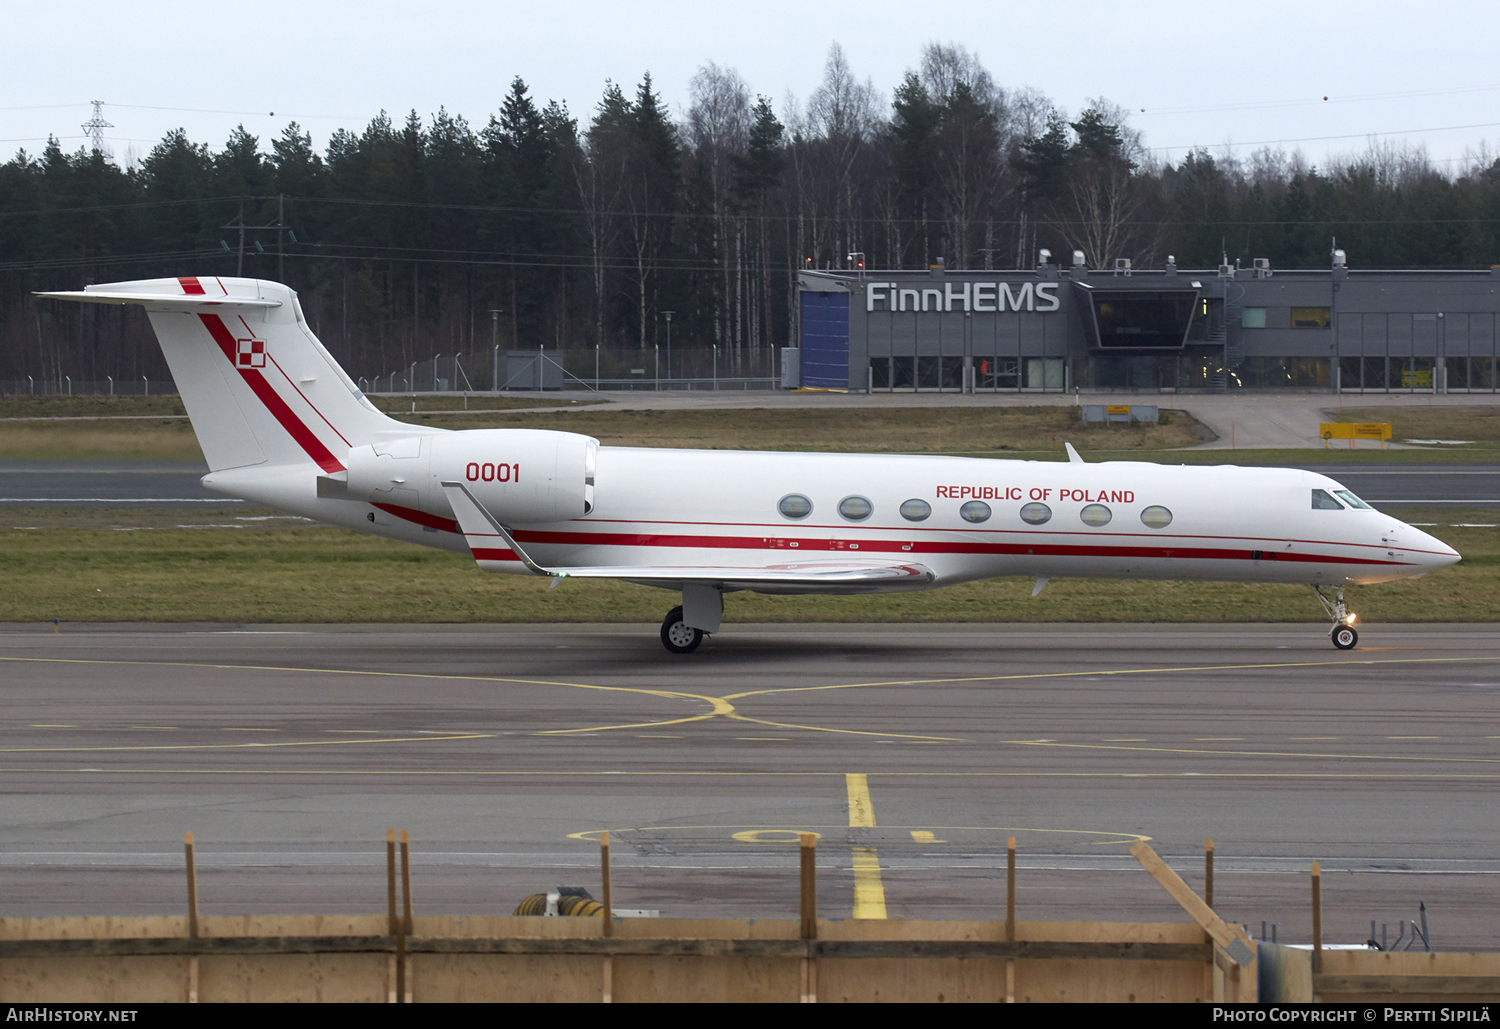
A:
[{"left": 799, "top": 291, "right": 849, "bottom": 388}]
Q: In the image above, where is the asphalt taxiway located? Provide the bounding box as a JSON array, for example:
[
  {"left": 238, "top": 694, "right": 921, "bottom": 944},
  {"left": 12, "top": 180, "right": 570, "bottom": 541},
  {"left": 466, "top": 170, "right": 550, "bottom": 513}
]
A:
[{"left": 1, "top": 622, "right": 1497, "bottom": 948}]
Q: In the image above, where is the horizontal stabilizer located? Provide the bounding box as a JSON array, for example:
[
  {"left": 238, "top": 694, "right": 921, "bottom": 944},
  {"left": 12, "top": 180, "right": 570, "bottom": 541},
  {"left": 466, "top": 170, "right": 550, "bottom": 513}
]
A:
[{"left": 34, "top": 289, "right": 280, "bottom": 309}]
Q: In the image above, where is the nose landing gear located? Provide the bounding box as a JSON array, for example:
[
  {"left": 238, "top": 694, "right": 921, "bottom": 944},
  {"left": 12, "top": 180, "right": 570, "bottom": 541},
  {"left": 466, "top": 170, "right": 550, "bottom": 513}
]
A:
[{"left": 1313, "top": 586, "right": 1359, "bottom": 650}]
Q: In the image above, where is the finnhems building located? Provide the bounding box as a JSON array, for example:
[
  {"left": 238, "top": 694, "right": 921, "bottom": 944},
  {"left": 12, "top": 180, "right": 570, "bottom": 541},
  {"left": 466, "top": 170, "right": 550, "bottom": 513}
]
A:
[{"left": 792, "top": 251, "right": 1500, "bottom": 393}]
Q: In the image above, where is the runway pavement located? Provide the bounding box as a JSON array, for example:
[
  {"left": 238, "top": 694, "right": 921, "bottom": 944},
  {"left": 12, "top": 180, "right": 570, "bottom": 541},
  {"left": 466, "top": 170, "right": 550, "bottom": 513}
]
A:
[
  {"left": 1, "top": 622, "right": 1498, "bottom": 949},
  {"left": 5, "top": 458, "right": 1498, "bottom": 510}
]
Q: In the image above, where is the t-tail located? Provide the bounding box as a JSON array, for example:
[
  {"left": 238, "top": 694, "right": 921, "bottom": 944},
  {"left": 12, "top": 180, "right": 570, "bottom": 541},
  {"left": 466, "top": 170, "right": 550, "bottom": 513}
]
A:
[{"left": 37, "top": 275, "right": 413, "bottom": 473}]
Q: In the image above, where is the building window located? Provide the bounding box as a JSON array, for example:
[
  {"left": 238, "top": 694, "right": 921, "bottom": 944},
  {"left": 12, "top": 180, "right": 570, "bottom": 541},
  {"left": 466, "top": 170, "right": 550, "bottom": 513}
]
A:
[
  {"left": 1291, "top": 307, "right": 1331, "bottom": 328},
  {"left": 899, "top": 499, "right": 931, "bottom": 521},
  {"left": 1020, "top": 502, "right": 1052, "bottom": 525},
  {"left": 1080, "top": 503, "right": 1112, "bottom": 527},
  {"left": 779, "top": 494, "right": 813, "bottom": 519},
  {"left": 1241, "top": 307, "right": 1267, "bottom": 328},
  {"left": 838, "top": 496, "right": 873, "bottom": 521},
  {"left": 960, "top": 501, "right": 992, "bottom": 523}
]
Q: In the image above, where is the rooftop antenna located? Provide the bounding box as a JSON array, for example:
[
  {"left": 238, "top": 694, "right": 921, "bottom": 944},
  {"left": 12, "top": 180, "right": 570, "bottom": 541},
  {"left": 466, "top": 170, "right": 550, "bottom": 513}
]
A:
[{"left": 81, "top": 100, "right": 112, "bottom": 157}]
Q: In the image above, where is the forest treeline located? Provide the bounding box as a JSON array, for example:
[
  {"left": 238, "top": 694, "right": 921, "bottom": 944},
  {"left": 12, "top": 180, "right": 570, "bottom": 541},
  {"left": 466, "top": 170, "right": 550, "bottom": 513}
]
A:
[{"left": 4, "top": 42, "right": 1500, "bottom": 385}]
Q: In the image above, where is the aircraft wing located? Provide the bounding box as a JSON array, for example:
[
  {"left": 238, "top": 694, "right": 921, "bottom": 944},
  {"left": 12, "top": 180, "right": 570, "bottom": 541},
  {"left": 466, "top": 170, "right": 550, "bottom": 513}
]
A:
[{"left": 440, "top": 481, "right": 934, "bottom": 592}]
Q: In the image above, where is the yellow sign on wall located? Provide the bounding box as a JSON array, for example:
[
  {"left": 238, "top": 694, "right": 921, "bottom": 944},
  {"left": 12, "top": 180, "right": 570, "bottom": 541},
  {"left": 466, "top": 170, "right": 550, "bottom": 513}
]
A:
[{"left": 1105, "top": 405, "right": 1131, "bottom": 415}]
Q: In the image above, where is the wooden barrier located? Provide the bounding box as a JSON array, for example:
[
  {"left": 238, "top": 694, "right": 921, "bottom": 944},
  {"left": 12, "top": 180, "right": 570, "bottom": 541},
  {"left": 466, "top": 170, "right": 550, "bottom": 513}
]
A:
[{"left": 2, "top": 834, "right": 1497, "bottom": 1002}]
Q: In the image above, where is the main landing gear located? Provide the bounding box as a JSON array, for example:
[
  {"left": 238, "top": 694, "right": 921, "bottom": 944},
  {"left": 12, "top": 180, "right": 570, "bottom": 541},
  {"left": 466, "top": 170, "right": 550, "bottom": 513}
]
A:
[
  {"left": 660, "top": 606, "right": 704, "bottom": 654},
  {"left": 1312, "top": 585, "right": 1359, "bottom": 650},
  {"left": 659, "top": 584, "right": 724, "bottom": 654}
]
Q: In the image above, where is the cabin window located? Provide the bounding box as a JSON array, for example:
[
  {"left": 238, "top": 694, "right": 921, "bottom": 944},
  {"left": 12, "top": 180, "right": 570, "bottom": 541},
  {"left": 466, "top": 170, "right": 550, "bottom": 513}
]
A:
[
  {"left": 960, "top": 501, "right": 991, "bottom": 523},
  {"left": 1020, "top": 502, "right": 1052, "bottom": 525},
  {"left": 1334, "top": 490, "right": 1372, "bottom": 510},
  {"left": 1140, "top": 505, "right": 1173, "bottom": 529},
  {"left": 779, "top": 494, "right": 813, "bottom": 519},
  {"left": 1311, "top": 489, "right": 1344, "bottom": 510},
  {"left": 839, "top": 496, "right": 873, "bottom": 521},
  {"left": 1080, "top": 503, "right": 1112, "bottom": 527},
  {"left": 900, "top": 499, "right": 931, "bottom": 521}
]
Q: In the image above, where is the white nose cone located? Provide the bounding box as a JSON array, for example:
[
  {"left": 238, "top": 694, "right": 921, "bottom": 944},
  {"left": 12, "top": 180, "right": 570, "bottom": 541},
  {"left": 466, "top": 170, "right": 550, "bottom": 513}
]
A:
[{"left": 1401, "top": 522, "right": 1461, "bottom": 573}]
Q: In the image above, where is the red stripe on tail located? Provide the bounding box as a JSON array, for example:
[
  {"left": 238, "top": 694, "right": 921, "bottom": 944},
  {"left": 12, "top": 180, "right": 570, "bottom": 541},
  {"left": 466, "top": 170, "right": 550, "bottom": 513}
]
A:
[
  {"left": 197, "top": 314, "right": 345, "bottom": 473},
  {"left": 178, "top": 277, "right": 206, "bottom": 295}
]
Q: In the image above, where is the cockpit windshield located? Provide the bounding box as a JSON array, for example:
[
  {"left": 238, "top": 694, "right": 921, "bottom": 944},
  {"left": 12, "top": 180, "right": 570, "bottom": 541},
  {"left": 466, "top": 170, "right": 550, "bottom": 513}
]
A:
[
  {"left": 1311, "top": 489, "right": 1345, "bottom": 510},
  {"left": 1334, "top": 490, "right": 1373, "bottom": 510}
]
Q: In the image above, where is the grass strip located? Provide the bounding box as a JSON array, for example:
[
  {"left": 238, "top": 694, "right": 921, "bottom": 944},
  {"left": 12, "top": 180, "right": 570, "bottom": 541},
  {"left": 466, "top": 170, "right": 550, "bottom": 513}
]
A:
[{"left": 1, "top": 508, "right": 1491, "bottom": 625}]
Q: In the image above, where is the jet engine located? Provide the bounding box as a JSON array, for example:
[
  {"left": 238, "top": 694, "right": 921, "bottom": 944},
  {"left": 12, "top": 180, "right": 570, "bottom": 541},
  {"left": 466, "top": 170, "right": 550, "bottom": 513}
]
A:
[{"left": 344, "top": 428, "right": 597, "bottom": 524}]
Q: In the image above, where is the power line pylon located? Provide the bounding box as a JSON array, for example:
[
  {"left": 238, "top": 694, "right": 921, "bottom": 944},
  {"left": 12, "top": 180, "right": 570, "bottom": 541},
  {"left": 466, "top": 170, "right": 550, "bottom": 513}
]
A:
[{"left": 81, "top": 100, "right": 113, "bottom": 157}]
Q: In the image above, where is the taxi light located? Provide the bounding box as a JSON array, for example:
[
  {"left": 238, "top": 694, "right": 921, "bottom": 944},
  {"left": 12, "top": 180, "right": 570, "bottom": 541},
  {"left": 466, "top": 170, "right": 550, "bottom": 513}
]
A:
[{"left": 1348, "top": 614, "right": 1358, "bottom": 625}]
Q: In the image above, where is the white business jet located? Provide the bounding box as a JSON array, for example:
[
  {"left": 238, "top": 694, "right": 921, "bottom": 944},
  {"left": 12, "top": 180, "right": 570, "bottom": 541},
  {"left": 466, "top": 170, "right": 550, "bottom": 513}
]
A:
[{"left": 41, "top": 277, "right": 1460, "bottom": 653}]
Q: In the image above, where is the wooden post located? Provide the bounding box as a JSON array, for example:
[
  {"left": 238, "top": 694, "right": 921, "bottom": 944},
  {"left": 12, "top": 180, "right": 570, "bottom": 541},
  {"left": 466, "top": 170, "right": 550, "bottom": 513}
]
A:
[
  {"left": 1006, "top": 835, "right": 1017, "bottom": 1003},
  {"left": 386, "top": 829, "right": 398, "bottom": 1003},
  {"left": 799, "top": 833, "right": 817, "bottom": 939},
  {"left": 600, "top": 830, "right": 613, "bottom": 937},
  {"left": 399, "top": 831, "right": 413, "bottom": 935},
  {"left": 184, "top": 831, "right": 199, "bottom": 1004},
  {"left": 1204, "top": 838, "right": 1214, "bottom": 910},
  {"left": 799, "top": 833, "right": 817, "bottom": 1003},
  {"left": 1311, "top": 862, "right": 1322, "bottom": 975},
  {"left": 184, "top": 831, "right": 199, "bottom": 938},
  {"left": 600, "top": 830, "right": 613, "bottom": 1002},
  {"left": 1005, "top": 836, "right": 1016, "bottom": 941},
  {"left": 397, "top": 831, "right": 411, "bottom": 1003}
]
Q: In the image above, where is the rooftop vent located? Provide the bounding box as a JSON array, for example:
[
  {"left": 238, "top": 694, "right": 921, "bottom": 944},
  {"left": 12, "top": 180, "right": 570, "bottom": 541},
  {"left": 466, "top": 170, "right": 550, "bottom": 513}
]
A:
[
  {"left": 1072, "top": 250, "right": 1086, "bottom": 268},
  {"left": 1332, "top": 248, "right": 1347, "bottom": 268},
  {"left": 1113, "top": 258, "right": 1132, "bottom": 276},
  {"left": 1253, "top": 257, "right": 1272, "bottom": 279}
]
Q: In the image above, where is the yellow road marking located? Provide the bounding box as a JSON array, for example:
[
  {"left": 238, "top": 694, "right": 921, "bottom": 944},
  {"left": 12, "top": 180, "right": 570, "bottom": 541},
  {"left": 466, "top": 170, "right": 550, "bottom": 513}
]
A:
[
  {"left": 1105, "top": 738, "right": 1147, "bottom": 742},
  {"left": 910, "top": 831, "right": 945, "bottom": 843},
  {"left": 1196, "top": 738, "right": 1243, "bottom": 741},
  {"left": 1291, "top": 737, "right": 1341, "bottom": 740},
  {"left": 731, "top": 829, "right": 818, "bottom": 844},
  {"left": 847, "top": 774, "right": 877, "bottom": 828},
  {"left": 1387, "top": 736, "right": 1439, "bottom": 740},
  {"left": 0, "top": 734, "right": 491, "bottom": 754},
  {"left": 718, "top": 654, "right": 1498, "bottom": 702},
  {"left": 846, "top": 773, "right": 886, "bottom": 919},
  {"left": 1005, "top": 740, "right": 1500, "bottom": 765}
]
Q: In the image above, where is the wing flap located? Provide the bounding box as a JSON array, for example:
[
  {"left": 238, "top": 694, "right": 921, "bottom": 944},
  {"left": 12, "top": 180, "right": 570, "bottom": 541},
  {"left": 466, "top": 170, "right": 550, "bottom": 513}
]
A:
[{"left": 439, "top": 480, "right": 935, "bottom": 590}]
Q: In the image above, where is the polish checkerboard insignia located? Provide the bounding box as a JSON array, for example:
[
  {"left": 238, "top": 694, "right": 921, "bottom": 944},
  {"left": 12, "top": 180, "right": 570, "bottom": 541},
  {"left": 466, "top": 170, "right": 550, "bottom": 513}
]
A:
[{"left": 236, "top": 338, "right": 266, "bottom": 368}]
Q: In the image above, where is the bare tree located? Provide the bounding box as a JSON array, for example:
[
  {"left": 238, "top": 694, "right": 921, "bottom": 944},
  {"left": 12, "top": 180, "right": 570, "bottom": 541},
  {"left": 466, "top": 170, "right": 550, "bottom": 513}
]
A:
[{"left": 687, "top": 62, "right": 752, "bottom": 351}]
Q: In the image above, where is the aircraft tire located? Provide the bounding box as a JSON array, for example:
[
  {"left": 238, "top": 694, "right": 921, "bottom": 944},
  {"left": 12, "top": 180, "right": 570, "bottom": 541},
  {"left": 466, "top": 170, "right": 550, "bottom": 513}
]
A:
[
  {"left": 660, "top": 606, "right": 704, "bottom": 654},
  {"left": 1332, "top": 625, "right": 1358, "bottom": 650}
]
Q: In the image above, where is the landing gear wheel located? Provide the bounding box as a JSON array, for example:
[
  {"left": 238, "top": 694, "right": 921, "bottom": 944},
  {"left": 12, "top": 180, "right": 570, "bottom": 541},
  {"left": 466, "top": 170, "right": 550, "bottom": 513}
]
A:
[
  {"left": 660, "top": 606, "right": 704, "bottom": 654},
  {"left": 1332, "top": 624, "right": 1358, "bottom": 650}
]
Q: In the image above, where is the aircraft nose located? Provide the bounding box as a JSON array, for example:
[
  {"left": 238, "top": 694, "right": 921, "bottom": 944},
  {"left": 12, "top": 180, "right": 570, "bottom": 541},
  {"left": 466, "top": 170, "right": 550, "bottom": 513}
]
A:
[{"left": 1406, "top": 525, "right": 1461, "bottom": 571}]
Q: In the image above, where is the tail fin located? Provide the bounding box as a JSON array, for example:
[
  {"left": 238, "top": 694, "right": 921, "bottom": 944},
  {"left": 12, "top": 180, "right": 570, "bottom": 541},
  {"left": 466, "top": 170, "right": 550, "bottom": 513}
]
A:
[{"left": 38, "top": 276, "right": 412, "bottom": 472}]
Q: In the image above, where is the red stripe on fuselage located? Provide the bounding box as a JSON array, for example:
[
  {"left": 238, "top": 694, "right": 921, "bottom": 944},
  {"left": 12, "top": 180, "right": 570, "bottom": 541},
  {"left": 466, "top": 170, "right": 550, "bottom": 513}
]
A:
[
  {"left": 197, "top": 314, "right": 345, "bottom": 473},
  {"left": 178, "top": 276, "right": 205, "bottom": 295},
  {"left": 373, "top": 503, "right": 460, "bottom": 534}
]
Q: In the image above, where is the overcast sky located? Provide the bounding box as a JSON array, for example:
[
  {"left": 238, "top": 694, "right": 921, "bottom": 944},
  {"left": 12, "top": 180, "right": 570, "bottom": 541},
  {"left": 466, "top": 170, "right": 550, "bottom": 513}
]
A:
[{"left": 5, "top": 0, "right": 1500, "bottom": 172}]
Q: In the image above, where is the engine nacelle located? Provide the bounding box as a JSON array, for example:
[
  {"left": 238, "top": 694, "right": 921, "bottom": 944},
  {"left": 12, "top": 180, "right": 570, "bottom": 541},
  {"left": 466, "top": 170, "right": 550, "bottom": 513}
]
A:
[{"left": 345, "top": 428, "right": 597, "bottom": 524}]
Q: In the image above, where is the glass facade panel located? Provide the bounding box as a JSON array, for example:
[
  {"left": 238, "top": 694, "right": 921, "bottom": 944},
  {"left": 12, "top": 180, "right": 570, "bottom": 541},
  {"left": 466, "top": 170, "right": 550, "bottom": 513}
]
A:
[
  {"left": 870, "top": 358, "right": 890, "bottom": 389},
  {"left": 1447, "top": 358, "right": 1471, "bottom": 390},
  {"left": 1476, "top": 357, "right": 1498, "bottom": 389},
  {"left": 892, "top": 356, "right": 915, "bottom": 389},
  {"left": 1362, "top": 357, "right": 1388, "bottom": 390},
  {"left": 1401, "top": 357, "right": 1435, "bottom": 390},
  {"left": 1292, "top": 307, "right": 1332, "bottom": 328},
  {"left": 1339, "top": 356, "right": 1362, "bottom": 389},
  {"left": 1025, "top": 358, "right": 1065, "bottom": 389},
  {"left": 977, "top": 356, "right": 1020, "bottom": 389},
  {"left": 1241, "top": 307, "right": 1267, "bottom": 328}
]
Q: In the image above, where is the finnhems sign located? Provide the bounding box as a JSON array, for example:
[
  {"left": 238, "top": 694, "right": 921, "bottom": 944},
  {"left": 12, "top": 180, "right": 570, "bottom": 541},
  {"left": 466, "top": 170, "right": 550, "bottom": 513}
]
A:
[{"left": 865, "top": 281, "right": 1061, "bottom": 313}]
